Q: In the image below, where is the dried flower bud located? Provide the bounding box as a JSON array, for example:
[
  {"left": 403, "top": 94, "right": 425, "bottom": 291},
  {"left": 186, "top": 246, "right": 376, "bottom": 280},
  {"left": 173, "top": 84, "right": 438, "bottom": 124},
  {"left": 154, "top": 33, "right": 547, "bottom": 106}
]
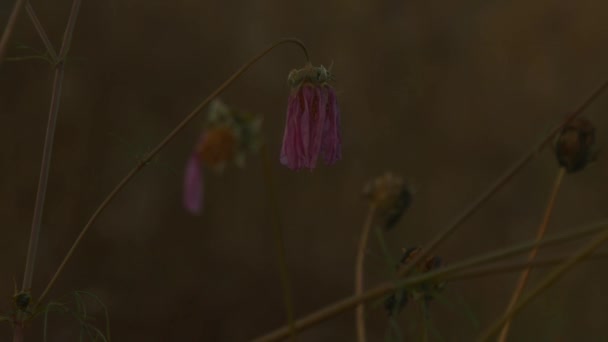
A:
[
  {"left": 554, "top": 117, "right": 596, "bottom": 173},
  {"left": 363, "top": 172, "right": 412, "bottom": 231}
]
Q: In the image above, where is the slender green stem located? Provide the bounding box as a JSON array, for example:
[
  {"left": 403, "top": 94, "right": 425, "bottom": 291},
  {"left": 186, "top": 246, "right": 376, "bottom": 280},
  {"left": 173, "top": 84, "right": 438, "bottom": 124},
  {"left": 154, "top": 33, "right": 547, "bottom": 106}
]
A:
[
  {"left": 261, "top": 144, "right": 296, "bottom": 340},
  {"left": 497, "top": 167, "right": 565, "bottom": 342},
  {"left": 478, "top": 228, "right": 608, "bottom": 341},
  {"left": 355, "top": 205, "right": 376, "bottom": 342},
  {"left": 0, "top": 0, "right": 27, "bottom": 66},
  {"left": 398, "top": 79, "right": 608, "bottom": 279},
  {"left": 36, "top": 37, "right": 309, "bottom": 308},
  {"left": 252, "top": 220, "right": 608, "bottom": 341}
]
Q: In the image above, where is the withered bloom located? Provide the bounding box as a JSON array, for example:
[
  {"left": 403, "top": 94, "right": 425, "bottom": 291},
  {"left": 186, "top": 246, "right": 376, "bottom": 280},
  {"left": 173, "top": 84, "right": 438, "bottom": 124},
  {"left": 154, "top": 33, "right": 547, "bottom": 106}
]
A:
[
  {"left": 183, "top": 100, "right": 262, "bottom": 215},
  {"left": 280, "top": 63, "right": 342, "bottom": 170},
  {"left": 555, "top": 117, "right": 596, "bottom": 173}
]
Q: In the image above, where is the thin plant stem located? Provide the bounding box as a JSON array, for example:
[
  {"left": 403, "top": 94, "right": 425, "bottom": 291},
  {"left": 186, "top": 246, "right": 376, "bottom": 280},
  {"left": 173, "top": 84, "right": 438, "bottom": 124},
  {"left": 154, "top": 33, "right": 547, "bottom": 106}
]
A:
[
  {"left": 25, "top": 2, "right": 58, "bottom": 62},
  {"left": 15, "top": 2, "right": 81, "bottom": 341},
  {"left": 37, "top": 38, "right": 310, "bottom": 307},
  {"left": 252, "top": 220, "right": 608, "bottom": 341},
  {"left": 398, "top": 79, "right": 608, "bottom": 279},
  {"left": 12, "top": 322, "right": 24, "bottom": 342},
  {"left": 445, "top": 252, "right": 608, "bottom": 282},
  {"left": 0, "top": 0, "right": 27, "bottom": 65},
  {"left": 21, "top": 0, "right": 82, "bottom": 297},
  {"left": 261, "top": 144, "right": 296, "bottom": 340},
  {"left": 418, "top": 302, "right": 428, "bottom": 342},
  {"left": 478, "top": 228, "right": 608, "bottom": 341},
  {"left": 497, "top": 167, "right": 565, "bottom": 342},
  {"left": 22, "top": 64, "right": 65, "bottom": 289},
  {"left": 355, "top": 205, "right": 376, "bottom": 342}
]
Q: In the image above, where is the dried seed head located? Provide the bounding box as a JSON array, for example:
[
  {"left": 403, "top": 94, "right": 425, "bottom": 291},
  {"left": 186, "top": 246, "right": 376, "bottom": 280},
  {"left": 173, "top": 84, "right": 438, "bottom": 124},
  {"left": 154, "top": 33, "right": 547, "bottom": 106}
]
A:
[
  {"left": 363, "top": 172, "right": 412, "bottom": 230},
  {"left": 554, "top": 117, "right": 596, "bottom": 173}
]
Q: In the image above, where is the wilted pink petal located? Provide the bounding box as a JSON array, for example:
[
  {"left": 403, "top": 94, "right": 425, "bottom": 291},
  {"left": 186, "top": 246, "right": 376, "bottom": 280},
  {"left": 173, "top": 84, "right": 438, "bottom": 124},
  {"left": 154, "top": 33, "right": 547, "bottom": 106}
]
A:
[
  {"left": 281, "top": 86, "right": 309, "bottom": 170},
  {"left": 183, "top": 153, "right": 203, "bottom": 214},
  {"left": 280, "top": 85, "right": 327, "bottom": 170},
  {"left": 321, "top": 86, "right": 342, "bottom": 164},
  {"left": 280, "top": 64, "right": 342, "bottom": 170}
]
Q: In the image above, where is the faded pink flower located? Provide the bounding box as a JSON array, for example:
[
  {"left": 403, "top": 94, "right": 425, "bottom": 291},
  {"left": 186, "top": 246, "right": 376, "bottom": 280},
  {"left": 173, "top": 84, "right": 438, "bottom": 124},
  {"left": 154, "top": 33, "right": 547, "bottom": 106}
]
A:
[
  {"left": 280, "top": 64, "right": 342, "bottom": 170},
  {"left": 182, "top": 99, "right": 263, "bottom": 215}
]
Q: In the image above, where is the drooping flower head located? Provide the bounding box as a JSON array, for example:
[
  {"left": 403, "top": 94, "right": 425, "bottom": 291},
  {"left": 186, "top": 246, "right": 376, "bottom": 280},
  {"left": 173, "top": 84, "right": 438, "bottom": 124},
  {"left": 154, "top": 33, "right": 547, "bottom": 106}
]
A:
[
  {"left": 183, "top": 100, "right": 262, "bottom": 214},
  {"left": 280, "top": 63, "right": 342, "bottom": 170}
]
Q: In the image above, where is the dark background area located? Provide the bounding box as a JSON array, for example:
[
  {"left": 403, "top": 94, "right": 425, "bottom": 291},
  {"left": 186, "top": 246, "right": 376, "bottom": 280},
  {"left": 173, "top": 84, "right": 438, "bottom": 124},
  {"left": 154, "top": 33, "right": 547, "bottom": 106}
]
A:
[{"left": 2, "top": 0, "right": 608, "bottom": 340}]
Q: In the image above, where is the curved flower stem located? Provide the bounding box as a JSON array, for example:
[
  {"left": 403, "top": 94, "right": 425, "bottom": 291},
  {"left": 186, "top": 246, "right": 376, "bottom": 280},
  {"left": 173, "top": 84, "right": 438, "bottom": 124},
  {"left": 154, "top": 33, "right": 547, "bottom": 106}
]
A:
[
  {"left": 252, "top": 220, "right": 608, "bottom": 341},
  {"left": 497, "top": 167, "right": 565, "bottom": 342},
  {"left": 478, "top": 227, "right": 608, "bottom": 341},
  {"left": 36, "top": 38, "right": 310, "bottom": 307},
  {"left": 355, "top": 205, "right": 376, "bottom": 342},
  {"left": 261, "top": 144, "right": 297, "bottom": 340},
  {"left": 0, "top": 0, "right": 27, "bottom": 66},
  {"left": 397, "top": 78, "right": 608, "bottom": 279}
]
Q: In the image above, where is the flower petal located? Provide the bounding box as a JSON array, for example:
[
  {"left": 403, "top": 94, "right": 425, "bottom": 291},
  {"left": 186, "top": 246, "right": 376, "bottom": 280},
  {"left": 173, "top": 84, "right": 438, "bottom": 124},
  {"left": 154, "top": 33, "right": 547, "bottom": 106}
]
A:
[
  {"left": 183, "top": 153, "right": 204, "bottom": 214},
  {"left": 308, "top": 86, "right": 328, "bottom": 169},
  {"left": 322, "top": 86, "right": 342, "bottom": 165}
]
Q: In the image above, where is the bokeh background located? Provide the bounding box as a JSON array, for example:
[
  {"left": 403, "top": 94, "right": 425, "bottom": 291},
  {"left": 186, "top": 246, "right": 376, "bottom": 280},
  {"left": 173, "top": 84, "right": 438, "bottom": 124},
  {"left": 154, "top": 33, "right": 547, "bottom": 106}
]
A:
[{"left": 2, "top": 0, "right": 608, "bottom": 340}]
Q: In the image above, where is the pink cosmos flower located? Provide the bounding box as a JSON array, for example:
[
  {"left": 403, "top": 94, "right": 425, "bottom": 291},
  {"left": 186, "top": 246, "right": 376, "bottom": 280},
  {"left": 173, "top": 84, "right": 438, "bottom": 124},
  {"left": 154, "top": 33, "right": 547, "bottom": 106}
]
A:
[
  {"left": 280, "top": 64, "right": 342, "bottom": 170},
  {"left": 182, "top": 99, "right": 263, "bottom": 215},
  {"left": 183, "top": 128, "right": 237, "bottom": 215}
]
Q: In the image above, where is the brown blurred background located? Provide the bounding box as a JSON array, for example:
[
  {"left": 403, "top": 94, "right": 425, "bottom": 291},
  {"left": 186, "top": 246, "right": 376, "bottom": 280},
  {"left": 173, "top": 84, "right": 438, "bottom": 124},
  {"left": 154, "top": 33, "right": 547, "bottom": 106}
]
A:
[{"left": 2, "top": 0, "right": 608, "bottom": 341}]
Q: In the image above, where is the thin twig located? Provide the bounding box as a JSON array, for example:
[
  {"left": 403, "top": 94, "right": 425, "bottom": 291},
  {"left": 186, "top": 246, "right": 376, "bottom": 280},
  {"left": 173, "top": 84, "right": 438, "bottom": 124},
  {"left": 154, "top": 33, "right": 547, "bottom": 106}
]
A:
[
  {"left": 252, "top": 220, "right": 608, "bottom": 341},
  {"left": 398, "top": 79, "right": 608, "bottom": 279},
  {"left": 478, "top": 228, "right": 608, "bottom": 341},
  {"left": 0, "top": 0, "right": 27, "bottom": 65},
  {"left": 36, "top": 38, "right": 310, "bottom": 307},
  {"left": 355, "top": 205, "right": 376, "bottom": 342},
  {"left": 497, "top": 167, "right": 565, "bottom": 341},
  {"left": 261, "top": 144, "right": 296, "bottom": 340}
]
